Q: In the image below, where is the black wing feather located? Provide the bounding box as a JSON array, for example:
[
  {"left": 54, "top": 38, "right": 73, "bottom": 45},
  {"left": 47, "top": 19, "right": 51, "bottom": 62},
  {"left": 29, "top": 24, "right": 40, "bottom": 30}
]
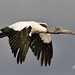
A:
[
  {"left": 30, "top": 33, "right": 53, "bottom": 66},
  {"left": 1, "top": 26, "right": 31, "bottom": 64}
]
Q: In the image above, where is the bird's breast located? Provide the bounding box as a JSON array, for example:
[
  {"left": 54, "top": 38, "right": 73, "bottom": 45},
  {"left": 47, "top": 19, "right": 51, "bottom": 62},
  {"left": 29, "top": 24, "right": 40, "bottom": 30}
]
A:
[{"left": 31, "top": 24, "right": 47, "bottom": 34}]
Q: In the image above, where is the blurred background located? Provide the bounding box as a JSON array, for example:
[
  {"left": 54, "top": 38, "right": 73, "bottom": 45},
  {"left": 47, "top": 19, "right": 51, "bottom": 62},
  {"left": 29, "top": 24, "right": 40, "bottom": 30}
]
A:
[{"left": 0, "top": 0, "right": 75, "bottom": 75}]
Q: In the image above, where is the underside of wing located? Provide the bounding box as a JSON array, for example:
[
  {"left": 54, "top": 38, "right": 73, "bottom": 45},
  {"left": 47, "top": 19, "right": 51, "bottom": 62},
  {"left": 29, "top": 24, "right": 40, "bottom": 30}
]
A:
[
  {"left": 1, "top": 26, "right": 31, "bottom": 64},
  {"left": 30, "top": 33, "right": 53, "bottom": 66}
]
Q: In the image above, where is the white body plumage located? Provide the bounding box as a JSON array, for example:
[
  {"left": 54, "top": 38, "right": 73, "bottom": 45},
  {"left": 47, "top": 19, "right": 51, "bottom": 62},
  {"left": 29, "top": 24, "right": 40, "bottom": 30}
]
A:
[{"left": 9, "top": 21, "right": 47, "bottom": 34}]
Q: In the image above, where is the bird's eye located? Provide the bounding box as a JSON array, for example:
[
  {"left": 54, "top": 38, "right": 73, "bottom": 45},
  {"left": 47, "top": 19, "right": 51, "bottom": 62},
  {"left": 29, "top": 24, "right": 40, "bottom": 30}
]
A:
[{"left": 54, "top": 27, "right": 60, "bottom": 30}]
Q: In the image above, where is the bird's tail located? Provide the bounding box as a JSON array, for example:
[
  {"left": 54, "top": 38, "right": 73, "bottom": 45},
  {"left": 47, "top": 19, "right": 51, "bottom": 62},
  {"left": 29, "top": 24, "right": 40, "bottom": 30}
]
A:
[{"left": 0, "top": 29, "right": 6, "bottom": 38}]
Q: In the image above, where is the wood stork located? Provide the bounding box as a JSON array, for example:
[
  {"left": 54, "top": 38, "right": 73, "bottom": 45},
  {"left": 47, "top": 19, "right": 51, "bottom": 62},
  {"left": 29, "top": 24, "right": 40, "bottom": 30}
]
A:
[{"left": 0, "top": 21, "right": 75, "bottom": 66}]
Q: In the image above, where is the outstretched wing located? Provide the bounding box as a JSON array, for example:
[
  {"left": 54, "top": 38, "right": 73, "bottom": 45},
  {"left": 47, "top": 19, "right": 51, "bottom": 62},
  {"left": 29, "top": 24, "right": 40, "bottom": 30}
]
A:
[
  {"left": 1, "top": 26, "right": 31, "bottom": 64},
  {"left": 30, "top": 33, "right": 53, "bottom": 66}
]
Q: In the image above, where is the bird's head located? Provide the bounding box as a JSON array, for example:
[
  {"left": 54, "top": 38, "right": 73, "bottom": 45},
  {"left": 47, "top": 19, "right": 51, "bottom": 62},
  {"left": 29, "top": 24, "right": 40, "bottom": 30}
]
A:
[
  {"left": 54, "top": 27, "right": 69, "bottom": 33},
  {"left": 47, "top": 27, "right": 75, "bottom": 35}
]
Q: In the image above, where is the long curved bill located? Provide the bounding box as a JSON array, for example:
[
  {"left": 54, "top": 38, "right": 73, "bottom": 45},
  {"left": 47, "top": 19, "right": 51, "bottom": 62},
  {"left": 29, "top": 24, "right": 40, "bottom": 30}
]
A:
[{"left": 65, "top": 30, "right": 75, "bottom": 35}]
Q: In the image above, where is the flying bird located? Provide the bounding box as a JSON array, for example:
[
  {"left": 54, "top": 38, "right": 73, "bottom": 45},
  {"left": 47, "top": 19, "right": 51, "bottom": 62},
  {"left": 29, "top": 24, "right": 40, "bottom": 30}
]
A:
[{"left": 0, "top": 21, "right": 75, "bottom": 66}]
